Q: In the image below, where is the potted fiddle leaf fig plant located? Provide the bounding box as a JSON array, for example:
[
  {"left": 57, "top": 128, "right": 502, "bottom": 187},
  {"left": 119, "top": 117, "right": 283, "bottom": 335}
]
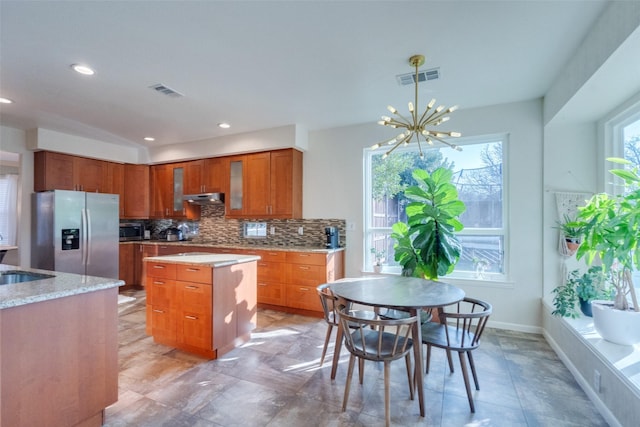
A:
[
  {"left": 574, "top": 157, "right": 640, "bottom": 345},
  {"left": 391, "top": 167, "right": 466, "bottom": 280}
]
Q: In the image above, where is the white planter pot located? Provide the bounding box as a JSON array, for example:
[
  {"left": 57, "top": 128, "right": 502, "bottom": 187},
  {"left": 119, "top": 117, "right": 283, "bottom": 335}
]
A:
[
  {"left": 373, "top": 265, "right": 382, "bottom": 274},
  {"left": 591, "top": 300, "right": 640, "bottom": 346}
]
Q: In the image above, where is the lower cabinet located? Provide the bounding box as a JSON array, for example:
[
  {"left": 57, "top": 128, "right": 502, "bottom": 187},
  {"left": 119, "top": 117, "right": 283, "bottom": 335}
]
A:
[{"left": 145, "top": 259, "right": 257, "bottom": 359}]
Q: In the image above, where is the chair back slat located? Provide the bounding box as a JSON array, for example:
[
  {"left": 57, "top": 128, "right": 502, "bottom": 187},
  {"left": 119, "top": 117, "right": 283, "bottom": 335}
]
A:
[
  {"left": 438, "top": 297, "right": 492, "bottom": 350},
  {"left": 338, "top": 307, "right": 417, "bottom": 361}
]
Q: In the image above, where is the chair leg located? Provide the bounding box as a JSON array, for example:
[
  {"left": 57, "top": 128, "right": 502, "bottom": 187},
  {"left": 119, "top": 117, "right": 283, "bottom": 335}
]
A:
[
  {"left": 404, "top": 353, "right": 414, "bottom": 401},
  {"left": 446, "top": 349, "right": 454, "bottom": 373},
  {"left": 358, "top": 358, "right": 365, "bottom": 385},
  {"left": 384, "top": 360, "right": 391, "bottom": 427},
  {"left": 458, "top": 351, "right": 475, "bottom": 413},
  {"left": 319, "top": 324, "right": 333, "bottom": 366},
  {"left": 467, "top": 351, "right": 480, "bottom": 390},
  {"left": 342, "top": 354, "right": 357, "bottom": 412},
  {"left": 425, "top": 343, "right": 432, "bottom": 374}
]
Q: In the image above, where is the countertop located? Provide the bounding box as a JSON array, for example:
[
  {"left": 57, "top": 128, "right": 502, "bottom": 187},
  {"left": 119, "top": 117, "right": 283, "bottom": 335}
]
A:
[
  {"left": 0, "top": 264, "right": 123, "bottom": 309},
  {"left": 144, "top": 253, "right": 261, "bottom": 267},
  {"left": 123, "top": 240, "right": 345, "bottom": 253}
]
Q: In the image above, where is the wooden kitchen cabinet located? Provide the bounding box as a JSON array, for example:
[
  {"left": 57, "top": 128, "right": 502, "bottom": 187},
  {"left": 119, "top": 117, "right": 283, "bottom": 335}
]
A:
[
  {"left": 225, "top": 149, "right": 302, "bottom": 219},
  {"left": 123, "top": 164, "right": 150, "bottom": 218},
  {"left": 34, "top": 151, "right": 106, "bottom": 193},
  {"left": 119, "top": 243, "right": 135, "bottom": 287},
  {"left": 244, "top": 249, "right": 287, "bottom": 306},
  {"left": 150, "top": 163, "right": 200, "bottom": 219},
  {"left": 145, "top": 258, "right": 257, "bottom": 359},
  {"left": 182, "top": 158, "right": 225, "bottom": 195},
  {"left": 106, "top": 162, "right": 125, "bottom": 217}
]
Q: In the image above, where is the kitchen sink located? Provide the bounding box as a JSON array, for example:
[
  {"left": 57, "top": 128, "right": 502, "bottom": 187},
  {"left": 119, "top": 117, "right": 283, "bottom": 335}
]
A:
[{"left": 0, "top": 270, "right": 55, "bottom": 285}]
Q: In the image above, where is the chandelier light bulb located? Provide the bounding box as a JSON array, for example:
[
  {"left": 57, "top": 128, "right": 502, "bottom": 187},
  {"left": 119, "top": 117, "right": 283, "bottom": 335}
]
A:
[
  {"left": 377, "top": 120, "right": 386, "bottom": 125},
  {"left": 448, "top": 105, "right": 459, "bottom": 112},
  {"left": 371, "top": 143, "right": 381, "bottom": 150},
  {"left": 427, "top": 99, "right": 436, "bottom": 108},
  {"left": 408, "top": 102, "right": 414, "bottom": 112},
  {"left": 387, "top": 105, "right": 397, "bottom": 114},
  {"left": 381, "top": 116, "right": 391, "bottom": 122},
  {"left": 449, "top": 132, "right": 462, "bottom": 137}
]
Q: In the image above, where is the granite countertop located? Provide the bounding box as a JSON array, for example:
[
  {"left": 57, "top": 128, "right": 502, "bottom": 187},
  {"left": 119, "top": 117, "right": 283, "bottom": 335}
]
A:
[
  {"left": 144, "top": 253, "right": 261, "bottom": 267},
  {"left": 0, "top": 265, "right": 123, "bottom": 310},
  {"left": 124, "top": 240, "right": 345, "bottom": 253}
]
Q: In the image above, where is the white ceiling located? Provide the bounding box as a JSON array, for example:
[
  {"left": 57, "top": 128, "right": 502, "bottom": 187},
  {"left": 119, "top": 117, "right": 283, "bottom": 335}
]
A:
[{"left": 0, "top": 0, "right": 612, "bottom": 149}]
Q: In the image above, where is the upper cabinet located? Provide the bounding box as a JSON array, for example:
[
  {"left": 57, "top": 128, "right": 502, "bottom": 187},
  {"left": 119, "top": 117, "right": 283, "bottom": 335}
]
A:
[
  {"left": 150, "top": 163, "right": 200, "bottom": 220},
  {"left": 183, "top": 158, "right": 225, "bottom": 194},
  {"left": 123, "top": 164, "right": 150, "bottom": 219},
  {"left": 225, "top": 149, "right": 302, "bottom": 219},
  {"left": 34, "top": 151, "right": 105, "bottom": 193}
]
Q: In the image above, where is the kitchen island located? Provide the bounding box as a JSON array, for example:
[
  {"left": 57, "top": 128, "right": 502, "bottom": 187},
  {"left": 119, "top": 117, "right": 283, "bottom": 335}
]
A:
[
  {"left": 0, "top": 264, "right": 122, "bottom": 427},
  {"left": 144, "top": 253, "right": 259, "bottom": 359}
]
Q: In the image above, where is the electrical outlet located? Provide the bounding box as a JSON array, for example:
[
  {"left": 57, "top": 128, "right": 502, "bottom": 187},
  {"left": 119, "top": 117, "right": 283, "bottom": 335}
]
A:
[
  {"left": 594, "top": 369, "right": 601, "bottom": 393},
  {"left": 298, "top": 226, "right": 304, "bottom": 235},
  {"left": 270, "top": 226, "right": 275, "bottom": 235},
  {"left": 346, "top": 222, "right": 355, "bottom": 231}
]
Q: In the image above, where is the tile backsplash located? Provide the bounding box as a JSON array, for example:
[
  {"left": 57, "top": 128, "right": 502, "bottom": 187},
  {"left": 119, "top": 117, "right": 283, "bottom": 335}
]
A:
[{"left": 149, "top": 205, "right": 346, "bottom": 248}]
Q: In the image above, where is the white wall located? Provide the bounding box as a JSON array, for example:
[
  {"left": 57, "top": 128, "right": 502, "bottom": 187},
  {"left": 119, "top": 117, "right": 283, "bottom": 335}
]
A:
[
  {"left": 305, "top": 98, "right": 544, "bottom": 331},
  {"left": 0, "top": 126, "right": 33, "bottom": 267}
]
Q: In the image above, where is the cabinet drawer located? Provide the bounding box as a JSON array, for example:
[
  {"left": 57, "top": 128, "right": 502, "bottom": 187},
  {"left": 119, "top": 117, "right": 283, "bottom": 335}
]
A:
[
  {"left": 177, "top": 264, "right": 212, "bottom": 284},
  {"left": 178, "top": 309, "right": 212, "bottom": 349},
  {"left": 146, "top": 262, "right": 177, "bottom": 279},
  {"left": 149, "top": 305, "right": 176, "bottom": 342},
  {"left": 257, "top": 281, "right": 284, "bottom": 306},
  {"left": 286, "top": 263, "right": 327, "bottom": 286},
  {"left": 177, "top": 281, "right": 212, "bottom": 311},
  {"left": 286, "top": 284, "right": 322, "bottom": 312},
  {"left": 245, "top": 249, "right": 286, "bottom": 262},
  {"left": 257, "top": 260, "right": 285, "bottom": 282},
  {"left": 285, "top": 251, "right": 327, "bottom": 266},
  {"left": 147, "top": 278, "right": 175, "bottom": 307}
]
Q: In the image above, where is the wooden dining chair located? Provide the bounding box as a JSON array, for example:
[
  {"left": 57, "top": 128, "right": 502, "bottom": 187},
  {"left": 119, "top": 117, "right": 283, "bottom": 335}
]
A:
[
  {"left": 338, "top": 305, "right": 417, "bottom": 427},
  {"left": 421, "top": 297, "right": 492, "bottom": 412},
  {"left": 316, "top": 283, "right": 376, "bottom": 366}
]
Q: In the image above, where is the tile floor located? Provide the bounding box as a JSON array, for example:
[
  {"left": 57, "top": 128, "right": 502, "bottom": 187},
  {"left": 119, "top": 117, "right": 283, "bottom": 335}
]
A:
[{"left": 104, "top": 290, "right": 608, "bottom": 426}]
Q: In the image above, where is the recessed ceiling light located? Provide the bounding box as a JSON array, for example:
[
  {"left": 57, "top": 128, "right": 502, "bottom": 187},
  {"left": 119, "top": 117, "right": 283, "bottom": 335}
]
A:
[
  {"left": 144, "top": 137, "right": 155, "bottom": 142},
  {"left": 71, "top": 64, "right": 95, "bottom": 75},
  {"left": 0, "top": 97, "right": 13, "bottom": 104},
  {"left": 218, "top": 123, "right": 231, "bottom": 129}
]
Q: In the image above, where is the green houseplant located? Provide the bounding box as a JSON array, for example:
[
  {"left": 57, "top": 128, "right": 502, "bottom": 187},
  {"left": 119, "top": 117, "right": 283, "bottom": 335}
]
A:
[
  {"left": 370, "top": 248, "right": 385, "bottom": 273},
  {"left": 555, "top": 213, "right": 584, "bottom": 255},
  {"left": 552, "top": 267, "right": 611, "bottom": 318},
  {"left": 391, "top": 167, "right": 466, "bottom": 280},
  {"left": 573, "top": 158, "right": 640, "bottom": 344}
]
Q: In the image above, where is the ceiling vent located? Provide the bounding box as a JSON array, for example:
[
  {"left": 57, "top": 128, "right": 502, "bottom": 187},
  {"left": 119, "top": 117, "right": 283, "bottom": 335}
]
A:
[
  {"left": 149, "top": 83, "right": 184, "bottom": 98},
  {"left": 396, "top": 67, "right": 440, "bottom": 86}
]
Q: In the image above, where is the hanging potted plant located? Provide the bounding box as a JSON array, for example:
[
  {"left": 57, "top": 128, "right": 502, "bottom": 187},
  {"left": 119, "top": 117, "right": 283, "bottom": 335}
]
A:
[
  {"left": 391, "top": 167, "right": 466, "bottom": 279},
  {"left": 574, "top": 158, "right": 640, "bottom": 345},
  {"left": 555, "top": 213, "right": 584, "bottom": 256}
]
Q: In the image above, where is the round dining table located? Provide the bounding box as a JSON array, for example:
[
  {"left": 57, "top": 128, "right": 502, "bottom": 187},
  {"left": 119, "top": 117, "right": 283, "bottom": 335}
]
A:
[{"left": 329, "top": 275, "right": 465, "bottom": 418}]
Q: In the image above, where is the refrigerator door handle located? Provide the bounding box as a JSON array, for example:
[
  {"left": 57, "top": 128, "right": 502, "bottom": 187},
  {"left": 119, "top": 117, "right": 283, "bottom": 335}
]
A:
[
  {"left": 85, "top": 208, "right": 92, "bottom": 266},
  {"left": 81, "top": 208, "right": 88, "bottom": 267}
]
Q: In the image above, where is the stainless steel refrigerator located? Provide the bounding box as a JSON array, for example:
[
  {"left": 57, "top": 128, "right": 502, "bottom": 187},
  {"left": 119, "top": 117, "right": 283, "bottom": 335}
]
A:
[{"left": 32, "top": 190, "right": 119, "bottom": 279}]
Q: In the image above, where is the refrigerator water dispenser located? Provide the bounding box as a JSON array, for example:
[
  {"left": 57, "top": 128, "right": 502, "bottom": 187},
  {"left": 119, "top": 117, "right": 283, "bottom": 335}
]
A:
[{"left": 61, "top": 229, "right": 80, "bottom": 250}]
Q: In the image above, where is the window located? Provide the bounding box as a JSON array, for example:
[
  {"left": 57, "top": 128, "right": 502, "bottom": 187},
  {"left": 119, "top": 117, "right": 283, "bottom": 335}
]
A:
[
  {"left": 0, "top": 173, "right": 18, "bottom": 246},
  {"left": 364, "top": 134, "right": 507, "bottom": 281}
]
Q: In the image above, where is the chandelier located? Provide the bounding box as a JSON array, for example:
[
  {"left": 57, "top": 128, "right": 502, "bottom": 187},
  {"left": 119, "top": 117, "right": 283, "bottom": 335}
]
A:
[{"left": 372, "top": 54, "right": 461, "bottom": 158}]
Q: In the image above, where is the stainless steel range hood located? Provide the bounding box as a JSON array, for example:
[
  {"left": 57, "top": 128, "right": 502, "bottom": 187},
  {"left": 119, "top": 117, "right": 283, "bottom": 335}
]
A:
[{"left": 183, "top": 193, "right": 225, "bottom": 205}]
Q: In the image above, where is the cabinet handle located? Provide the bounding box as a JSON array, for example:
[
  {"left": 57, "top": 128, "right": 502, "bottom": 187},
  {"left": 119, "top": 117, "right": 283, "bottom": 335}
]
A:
[
  {"left": 153, "top": 281, "right": 166, "bottom": 285},
  {"left": 258, "top": 283, "right": 267, "bottom": 287},
  {"left": 153, "top": 265, "right": 166, "bottom": 269},
  {"left": 299, "top": 287, "right": 310, "bottom": 291},
  {"left": 153, "top": 309, "right": 165, "bottom": 313},
  {"left": 185, "top": 315, "right": 198, "bottom": 320},
  {"left": 258, "top": 262, "right": 268, "bottom": 267},
  {"left": 186, "top": 268, "right": 200, "bottom": 272},
  {"left": 267, "top": 252, "right": 278, "bottom": 256},
  {"left": 298, "top": 266, "right": 310, "bottom": 270},
  {"left": 298, "top": 254, "right": 310, "bottom": 257},
  {"left": 185, "top": 285, "right": 199, "bottom": 289}
]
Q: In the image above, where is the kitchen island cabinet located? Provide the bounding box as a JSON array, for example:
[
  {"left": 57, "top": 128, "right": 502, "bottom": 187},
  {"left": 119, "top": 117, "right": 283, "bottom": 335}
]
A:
[
  {"left": 144, "top": 253, "right": 259, "bottom": 359},
  {"left": 0, "top": 265, "right": 121, "bottom": 427}
]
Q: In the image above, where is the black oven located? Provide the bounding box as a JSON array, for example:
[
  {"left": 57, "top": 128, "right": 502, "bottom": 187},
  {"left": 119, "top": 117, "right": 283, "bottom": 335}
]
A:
[{"left": 119, "top": 222, "right": 144, "bottom": 241}]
